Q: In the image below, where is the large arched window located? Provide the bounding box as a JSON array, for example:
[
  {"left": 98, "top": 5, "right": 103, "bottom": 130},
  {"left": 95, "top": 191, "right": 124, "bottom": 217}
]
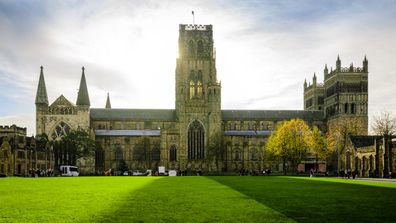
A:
[
  {"left": 188, "top": 120, "right": 205, "bottom": 160},
  {"left": 189, "top": 70, "right": 203, "bottom": 100},
  {"left": 152, "top": 145, "right": 160, "bottom": 161},
  {"left": 51, "top": 122, "right": 71, "bottom": 140},
  {"left": 169, "top": 145, "right": 177, "bottom": 161},
  {"left": 133, "top": 148, "right": 141, "bottom": 161},
  {"left": 250, "top": 148, "right": 257, "bottom": 161},
  {"left": 95, "top": 147, "right": 105, "bottom": 171}
]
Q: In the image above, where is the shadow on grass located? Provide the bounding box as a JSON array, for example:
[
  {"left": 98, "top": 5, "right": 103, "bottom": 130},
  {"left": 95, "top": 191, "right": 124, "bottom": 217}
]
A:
[
  {"left": 209, "top": 176, "right": 396, "bottom": 223},
  {"left": 95, "top": 176, "right": 293, "bottom": 223}
]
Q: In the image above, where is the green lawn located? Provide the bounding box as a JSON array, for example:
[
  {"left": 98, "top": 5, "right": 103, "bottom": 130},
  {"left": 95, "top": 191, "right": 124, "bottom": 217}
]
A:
[{"left": 0, "top": 176, "right": 395, "bottom": 222}]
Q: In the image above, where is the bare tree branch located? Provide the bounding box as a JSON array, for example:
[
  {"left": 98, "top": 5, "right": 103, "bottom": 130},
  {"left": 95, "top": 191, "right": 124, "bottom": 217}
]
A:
[{"left": 372, "top": 110, "right": 396, "bottom": 136}]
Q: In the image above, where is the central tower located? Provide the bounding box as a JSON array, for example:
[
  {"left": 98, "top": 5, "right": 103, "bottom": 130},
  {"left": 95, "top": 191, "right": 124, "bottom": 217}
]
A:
[{"left": 175, "top": 24, "right": 221, "bottom": 169}]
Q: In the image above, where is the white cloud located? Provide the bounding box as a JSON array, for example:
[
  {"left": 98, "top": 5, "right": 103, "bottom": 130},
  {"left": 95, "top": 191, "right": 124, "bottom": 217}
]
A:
[
  {"left": 0, "top": 113, "right": 35, "bottom": 136},
  {"left": 0, "top": 0, "right": 396, "bottom": 135}
]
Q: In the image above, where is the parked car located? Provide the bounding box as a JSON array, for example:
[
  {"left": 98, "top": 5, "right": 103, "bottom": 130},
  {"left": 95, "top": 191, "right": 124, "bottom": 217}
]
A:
[{"left": 132, "top": 170, "right": 145, "bottom": 176}]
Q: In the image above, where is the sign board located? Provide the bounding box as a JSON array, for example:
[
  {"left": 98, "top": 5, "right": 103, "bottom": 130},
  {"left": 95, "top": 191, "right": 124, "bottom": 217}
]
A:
[
  {"left": 159, "top": 166, "right": 165, "bottom": 173},
  {"left": 169, "top": 170, "right": 177, "bottom": 176}
]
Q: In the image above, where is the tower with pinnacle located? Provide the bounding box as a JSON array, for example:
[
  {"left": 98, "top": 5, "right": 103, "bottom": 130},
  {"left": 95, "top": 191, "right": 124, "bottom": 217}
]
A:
[
  {"left": 304, "top": 55, "right": 368, "bottom": 134},
  {"left": 35, "top": 66, "right": 49, "bottom": 135},
  {"left": 34, "top": 66, "right": 91, "bottom": 138},
  {"left": 175, "top": 24, "right": 221, "bottom": 166}
]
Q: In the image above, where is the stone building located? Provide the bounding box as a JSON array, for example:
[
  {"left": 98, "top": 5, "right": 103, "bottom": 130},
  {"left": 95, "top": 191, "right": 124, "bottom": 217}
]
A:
[
  {"left": 0, "top": 125, "right": 51, "bottom": 176},
  {"left": 349, "top": 135, "right": 395, "bottom": 178},
  {"left": 304, "top": 55, "right": 368, "bottom": 134},
  {"left": 34, "top": 24, "right": 370, "bottom": 174}
]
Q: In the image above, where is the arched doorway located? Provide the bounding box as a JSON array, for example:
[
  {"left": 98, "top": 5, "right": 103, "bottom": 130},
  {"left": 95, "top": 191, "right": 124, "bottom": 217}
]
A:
[{"left": 188, "top": 120, "right": 205, "bottom": 160}]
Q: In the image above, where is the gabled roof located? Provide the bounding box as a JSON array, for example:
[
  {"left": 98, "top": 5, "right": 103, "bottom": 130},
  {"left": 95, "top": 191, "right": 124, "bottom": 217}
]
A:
[
  {"left": 221, "top": 110, "right": 324, "bottom": 121},
  {"left": 90, "top": 109, "right": 176, "bottom": 121},
  {"left": 50, "top": 95, "right": 75, "bottom": 108}
]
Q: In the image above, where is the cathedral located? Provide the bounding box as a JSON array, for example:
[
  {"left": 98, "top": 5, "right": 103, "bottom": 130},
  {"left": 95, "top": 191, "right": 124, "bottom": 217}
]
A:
[{"left": 33, "top": 24, "right": 371, "bottom": 175}]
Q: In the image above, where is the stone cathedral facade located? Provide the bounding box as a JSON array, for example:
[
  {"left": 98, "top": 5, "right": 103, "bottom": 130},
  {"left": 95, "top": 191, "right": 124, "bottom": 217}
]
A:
[{"left": 34, "top": 24, "right": 370, "bottom": 174}]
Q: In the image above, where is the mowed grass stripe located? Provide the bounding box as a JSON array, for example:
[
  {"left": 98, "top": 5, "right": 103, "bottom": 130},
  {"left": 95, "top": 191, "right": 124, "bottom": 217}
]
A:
[
  {"left": 0, "top": 177, "right": 292, "bottom": 223},
  {"left": 0, "top": 177, "right": 157, "bottom": 222},
  {"left": 210, "top": 176, "right": 396, "bottom": 223}
]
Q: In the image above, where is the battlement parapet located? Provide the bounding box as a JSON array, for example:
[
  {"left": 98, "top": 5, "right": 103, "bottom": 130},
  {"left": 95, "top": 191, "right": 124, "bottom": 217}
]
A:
[
  {"left": 0, "top": 125, "right": 27, "bottom": 132},
  {"left": 180, "top": 24, "right": 212, "bottom": 31},
  {"left": 336, "top": 66, "right": 365, "bottom": 74},
  {"left": 0, "top": 125, "right": 27, "bottom": 136},
  {"left": 305, "top": 83, "right": 324, "bottom": 91}
]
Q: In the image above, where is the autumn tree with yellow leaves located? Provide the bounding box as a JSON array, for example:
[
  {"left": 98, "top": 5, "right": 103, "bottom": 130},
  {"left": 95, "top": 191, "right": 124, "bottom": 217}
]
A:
[
  {"left": 267, "top": 119, "right": 319, "bottom": 175},
  {"left": 326, "top": 117, "right": 364, "bottom": 171}
]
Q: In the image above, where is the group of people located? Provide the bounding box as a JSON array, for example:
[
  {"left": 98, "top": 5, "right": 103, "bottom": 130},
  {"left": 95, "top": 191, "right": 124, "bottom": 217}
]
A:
[
  {"left": 339, "top": 169, "right": 358, "bottom": 179},
  {"left": 28, "top": 168, "right": 54, "bottom": 177},
  {"left": 237, "top": 169, "right": 271, "bottom": 176}
]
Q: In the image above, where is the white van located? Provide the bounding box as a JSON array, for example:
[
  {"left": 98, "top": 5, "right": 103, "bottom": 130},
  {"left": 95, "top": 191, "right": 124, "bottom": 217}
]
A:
[{"left": 60, "top": 165, "right": 79, "bottom": 176}]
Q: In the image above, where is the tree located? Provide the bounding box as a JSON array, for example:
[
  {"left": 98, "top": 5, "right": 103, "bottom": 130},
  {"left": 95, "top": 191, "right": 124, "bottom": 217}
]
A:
[
  {"left": 326, "top": 117, "right": 363, "bottom": 172},
  {"left": 372, "top": 110, "right": 396, "bottom": 136},
  {"left": 35, "top": 133, "right": 51, "bottom": 170},
  {"left": 310, "top": 127, "right": 327, "bottom": 171},
  {"left": 117, "top": 159, "right": 129, "bottom": 173},
  {"left": 266, "top": 119, "right": 313, "bottom": 175},
  {"left": 55, "top": 129, "right": 96, "bottom": 166},
  {"left": 207, "top": 131, "right": 225, "bottom": 171}
]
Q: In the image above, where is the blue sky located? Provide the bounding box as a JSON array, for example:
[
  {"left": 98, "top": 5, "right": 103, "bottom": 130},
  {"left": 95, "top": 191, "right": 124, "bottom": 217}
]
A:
[{"left": 1, "top": 0, "right": 396, "bottom": 135}]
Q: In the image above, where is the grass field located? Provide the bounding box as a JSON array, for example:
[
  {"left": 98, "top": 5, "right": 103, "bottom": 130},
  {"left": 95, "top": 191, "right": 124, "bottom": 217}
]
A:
[{"left": 0, "top": 176, "right": 395, "bottom": 222}]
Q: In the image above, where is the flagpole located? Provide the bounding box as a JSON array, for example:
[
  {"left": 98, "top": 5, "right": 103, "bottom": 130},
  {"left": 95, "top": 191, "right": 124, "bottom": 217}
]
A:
[{"left": 192, "top": 11, "right": 195, "bottom": 25}]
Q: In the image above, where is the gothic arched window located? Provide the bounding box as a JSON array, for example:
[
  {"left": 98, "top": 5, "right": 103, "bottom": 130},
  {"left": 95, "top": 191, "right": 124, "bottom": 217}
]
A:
[
  {"left": 189, "top": 80, "right": 195, "bottom": 99},
  {"left": 133, "top": 148, "right": 141, "bottom": 161},
  {"left": 152, "top": 145, "right": 160, "bottom": 161},
  {"left": 189, "top": 70, "right": 203, "bottom": 99},
  {"left": 115, "top": 145, "right": 123, "bottom": 161},
  {"left": 188, "top": 120, "right": 205, "bottom": 160},
  {"left": 95, "top": 147, "right": 105, "bottom": 171},
  {"left": 169, "top": 145, "right": 177, "bottom": 161},
  {"left": 197, "top": 81, "right": 202, "bottom": 97},
  {"left": 234, "top": 148, "right": 241, "bottom": 161},
  {"left": 250, "top": 148, "right": 257, "bottom": 161},
  {"left": 51, "top": 122, "right": 71, "bottom": 140}
]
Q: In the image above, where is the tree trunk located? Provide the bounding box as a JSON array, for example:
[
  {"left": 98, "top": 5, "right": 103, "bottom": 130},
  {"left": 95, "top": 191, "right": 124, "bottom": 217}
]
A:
[{"left": 283, "top": 158, "right": 286, "bottom": 175}]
